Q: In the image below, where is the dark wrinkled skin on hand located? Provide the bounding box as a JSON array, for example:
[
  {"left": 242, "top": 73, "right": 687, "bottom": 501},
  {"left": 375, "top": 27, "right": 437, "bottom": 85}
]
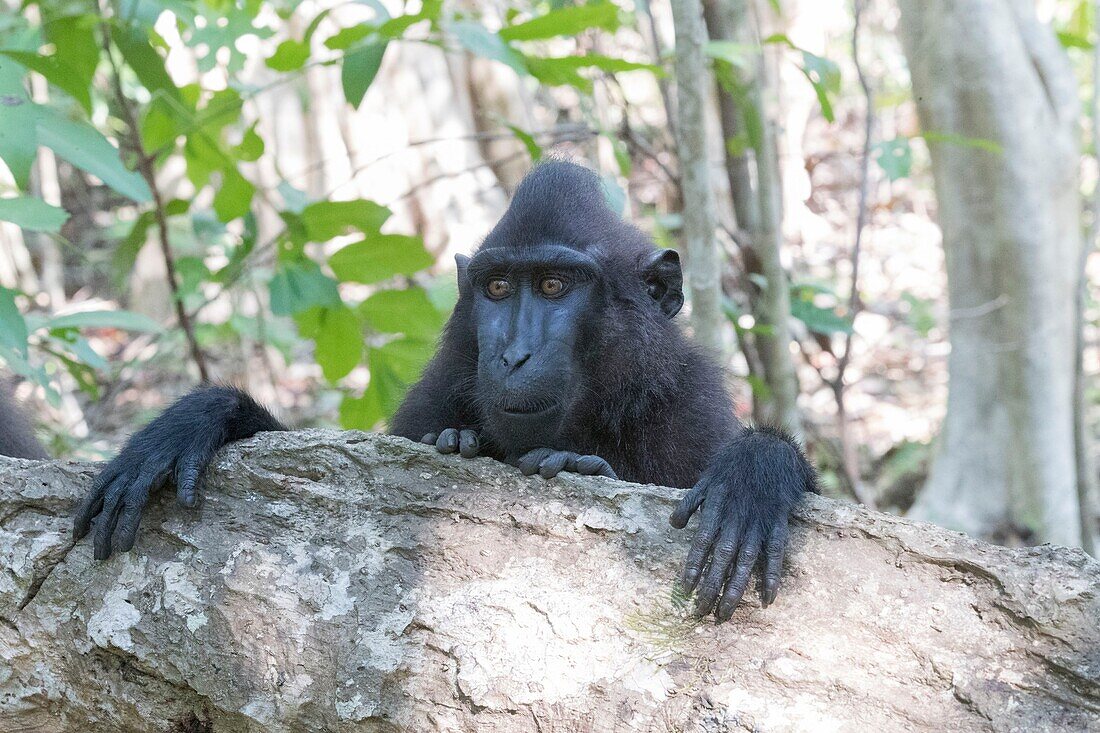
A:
[
  {"left": 72, "top": 163, "right": 817, "bottom": 623},
  {"left": 669, "top": 427, "right": 814, "bottom": 621},
  {"left": 74, "top": 386, "right": 285, "bottom": 560},
  {"left": 421, "top": 430, "right": 617, "bottom": 481}
]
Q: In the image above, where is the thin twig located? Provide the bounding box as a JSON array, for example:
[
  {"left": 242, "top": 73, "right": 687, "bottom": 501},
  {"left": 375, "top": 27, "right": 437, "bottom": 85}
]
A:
[
  {"left": 385, "top": 150, "right": 530, "bottom": 206},
  {"left": 826, "top": 0, "right": 875, "bottom": 508},
  {"left": 100, "top": 6, "right": 209, "bottom": 381},
  {"left": 283, "top": 124, "right": 597, "bottom": 184}
]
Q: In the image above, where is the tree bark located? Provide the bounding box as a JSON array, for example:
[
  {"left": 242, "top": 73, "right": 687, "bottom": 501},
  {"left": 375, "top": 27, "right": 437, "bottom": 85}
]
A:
[
  {"left": 897, "top": 0, "right": 1084, "bottom": 547},
  {"left": 670, "top": 0, "right": 723, "bottom": 354},
  {"left": 1, "top": 431, "right": 1098, "bottom": 732},
  {"left": 702, "top": 0, "right": 802, "bottom": 435}
]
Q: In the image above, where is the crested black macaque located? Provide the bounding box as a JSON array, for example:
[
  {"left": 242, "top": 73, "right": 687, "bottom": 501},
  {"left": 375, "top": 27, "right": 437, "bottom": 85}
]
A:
[{"left": 73, "top": 161, "right": 817, "bottom": 620}]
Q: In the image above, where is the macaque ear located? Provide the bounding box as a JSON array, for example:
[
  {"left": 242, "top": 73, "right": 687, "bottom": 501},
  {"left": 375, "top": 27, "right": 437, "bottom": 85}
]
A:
[
  {"left": 642, "top": 249, "right": 684, "bottom": 318},
  {"left": 455, "top": 253, "right": 472, "bottom": 296}
]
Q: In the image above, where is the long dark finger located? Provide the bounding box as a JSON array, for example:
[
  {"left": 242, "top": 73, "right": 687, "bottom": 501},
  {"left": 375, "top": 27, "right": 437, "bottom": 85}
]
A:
[
  {"left": 575, "top": 454, "right": 617, "bottom": 479},
  {"left": 175, "top": 452, "right": 207, "bottom": 508},
  {"left": 539, "top": 451, "right": 571, "bottom": 479},
  {"left": 517, "top": 448, "right": 553, "bottom": 476},
  {"left": 717, "top": 524, "right": 765, "bottom": 621},
  {"left": 761, "top": 516, "right": 789, "bottom": 607},
  {"left": 694, "top": 524, "right": 740, "bottom": 617},
  {"left": 459, "top": 430, "right": 479, "bottom": 458},
  {"left": 74, "top": 464, "right": 119, "bottom": 540},
  {"left": 670, "top": 480, "right": 708, "bottom": 529},
  {"left": 679, "top": 515, "right": 720, "bottom": 594},
  {"left": 421, "top": 433, "right": 438, "bottom": 445},
  {"left": 435, "top": 428, "right": 459, "bottom": 454},
  {"left": 93, "top": 473, "right": 134, "bottom": 561},
  {"left": 115, "top": 485, "right": 154, "bottom": 553}
]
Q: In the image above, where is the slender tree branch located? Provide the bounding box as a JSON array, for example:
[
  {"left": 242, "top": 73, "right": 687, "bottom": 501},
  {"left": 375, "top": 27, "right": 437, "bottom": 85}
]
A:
[
  {"left": 824, "top": 0, "right": 876, "bottom": 508},
  {"left": 99, "top": 10, "right": 210, "bottom": 381}
]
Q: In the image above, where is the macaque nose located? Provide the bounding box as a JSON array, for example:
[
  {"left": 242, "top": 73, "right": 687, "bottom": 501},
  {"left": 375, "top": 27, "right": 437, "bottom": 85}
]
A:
[{"left": 501, "top": 346, "right": 532, "bottom": 373}]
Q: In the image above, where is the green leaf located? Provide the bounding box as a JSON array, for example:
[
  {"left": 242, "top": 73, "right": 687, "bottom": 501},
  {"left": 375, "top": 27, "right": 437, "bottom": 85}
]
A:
[
  {"left": 373, "top": 336, "right": 435, "bottom": 383},
  {"left": 233, "top": 122, "right": 264, "bottom": 161},
  {"left": 300, "top": 199, "right": 392, "bottom": 241},
  {"left": 328, "top": 233, "right": 433, "bottom": 284},
  {"left": 1, "top": 51, "right": 93, "bottom": 115},
  {"left": 0, "top": 287, "right": 28, "bottom": 358},
  {"left": 702, "top": 40, "right": 755, "bottom": 71},
  {"left": 0, "top": 56, "right": 40, "bottom": 188},
  {"left": 213, "top": 167, "right": 255, "bottom": 222},
  {"left": 358, "top": 287, "right": 444, "bottom": 340},
  {"left": 111, "top": 211, "right": 154, "bottom": 287},
  {"left": 339, "top": 337, "right": 427, "bottom": 428},
  {"left": 269, "top": 260, "right": 342, "bottom": 316},
  {"left": 342, "top": 42, "right": 388, "bottom": 108},
  {"left": 267, "top": 39, "right": 310, "bottom": 71},
  {"left": 901, "top": 292, "right": 936, "bottom": 337},
  {"left": 0, "top": 196, "right": 69, "bottom": 232},
  {"left": 525, "top": 54, "right": 657, "bottom": 89},
  {"left": 500, "top": 2, "right": 620, "bottom": 42},
  {"left": 789, "top": 284, "right": 852, "bottom": 335},
  {"left": 44, "top": 15, "right": 99, "bottom": 72},
  {"left": 141, "top": 94, "right": 183, "bottom": 152},
  {"left": 799, "top": 50, "right": 840, "bottom": 123},
  {"left": 450, "top": 21, "right": 526, "bottom": 74},
  {"left": 873, "top": 137, "right": 912, "bottom": 181},
  {"left": 763, "top": 35, "right": 839, "bottom": 123},
  {"left": 44, "top": 309, "right": 164, "bottom": 333},
  {"left": 506, "top": 123, "right": 542, "bottom": 160},
  {"left": 36, "top": 113, "right": 152, "bottom": 202},
  {"left": 1056, "top": 30, "right": 1093, "bottom": 49},
  {"left": 111, "top": 25, "right": 180, "bottom": 100},
  {"left": 601, "top": 175, "right": 625, "bottom": 214},
  {"left": 297, "top": 305, "right": 363, "bottom": 382},
  {"left": 339, "top": 389, "right": 385, "bottom": 430},
  {"left": 326, "top": 24, "right": 377, "bottom": 51}
]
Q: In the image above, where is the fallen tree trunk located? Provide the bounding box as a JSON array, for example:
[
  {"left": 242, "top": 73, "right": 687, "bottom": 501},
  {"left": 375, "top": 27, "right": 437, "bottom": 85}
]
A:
[{"left": 1, "top": 431, "right": 1097, "bottom": 732}]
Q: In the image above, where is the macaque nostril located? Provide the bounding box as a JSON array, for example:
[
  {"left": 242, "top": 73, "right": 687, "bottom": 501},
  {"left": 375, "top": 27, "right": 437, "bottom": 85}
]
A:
[{"left": 502, "top": 350, "right": 532, "bottom": 371}]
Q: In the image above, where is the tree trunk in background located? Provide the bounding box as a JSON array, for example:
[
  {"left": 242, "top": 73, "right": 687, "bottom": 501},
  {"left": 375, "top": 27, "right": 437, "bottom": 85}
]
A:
[
  {"left": 1076, "top": 0, "right": 1100, "bottom": 555},
  {"left": 897, "top": 0, "right": 1083, "bottom": 547},
  {"left": 2, "top": 432, "right": 1098, "bottom": 731},
  {"left": 703, "top": 0, "right": 802, "bottom": 435},
  {"left": 670, "top": 0, "right": 723, "bottom": 354}
]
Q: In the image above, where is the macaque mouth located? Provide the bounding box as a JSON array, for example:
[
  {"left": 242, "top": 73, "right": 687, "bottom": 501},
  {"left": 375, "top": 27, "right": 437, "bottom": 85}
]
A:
[{"left": 499, "top": 400, "right": 560, "bottom": 416}]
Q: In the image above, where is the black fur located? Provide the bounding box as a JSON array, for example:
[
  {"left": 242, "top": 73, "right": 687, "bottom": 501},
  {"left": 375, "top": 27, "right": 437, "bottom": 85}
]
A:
[
  {"left": 392, "top": 161, "right": 816, "bottom": 617},
  {"left": 391, "top": 161, "right": 735, "bottom": 489},
  {"left": 0, "top": 384, "right": 48, "bottom": 460},
  {"left": 74, "top": 386, "right": 285, "bottom": 560},
  {"left": 73, "top": 161, "right": 815, "bottom": 619}
]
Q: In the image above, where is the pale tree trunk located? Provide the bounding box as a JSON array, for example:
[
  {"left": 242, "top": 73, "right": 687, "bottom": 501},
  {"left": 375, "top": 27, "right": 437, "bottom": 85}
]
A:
[
  {"left": 1, "top": 432, "right": 1098, "bottom": 731},
  {"left": 898, "top": 0, "right": 1083, "bottom": 547},
  {"left": 670, "top": 0, "right": 723, "bottom": 354},
  {"left": 1076, "top": 0, "right": 1100, "bottom": 555},
  {"left": 703, "top": 0, "right": 802, "bottom": 435}
]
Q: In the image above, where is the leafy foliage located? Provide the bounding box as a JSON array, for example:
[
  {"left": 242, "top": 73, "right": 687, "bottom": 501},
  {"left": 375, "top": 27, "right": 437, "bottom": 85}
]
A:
[{"left": 0, "top": 0, "right": 651, "bottom": 429}]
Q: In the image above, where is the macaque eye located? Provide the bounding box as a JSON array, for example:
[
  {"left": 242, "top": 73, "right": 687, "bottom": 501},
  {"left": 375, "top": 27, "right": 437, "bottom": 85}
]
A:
[
  {"left": 486, "top": 278, "right": 513, "bottom": 299},
  {"left": 539, "top": 277, "right": 565, "bottom": 297}
]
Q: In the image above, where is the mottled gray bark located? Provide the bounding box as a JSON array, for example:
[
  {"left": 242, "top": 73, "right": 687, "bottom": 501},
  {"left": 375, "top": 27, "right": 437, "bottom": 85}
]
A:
[
  {"left": 898, "top": 0, "right": 1084, "bottom": 547},
  {"left": 1, "top": 431, "right": 1098, "bottom": 732},
  {"left": 670, "top": 0, "right": 723, "bottom": 353}
]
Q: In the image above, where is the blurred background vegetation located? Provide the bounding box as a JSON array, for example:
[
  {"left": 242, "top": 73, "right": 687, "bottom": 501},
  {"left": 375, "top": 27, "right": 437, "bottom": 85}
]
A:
[{"left": 0, "top": 0, "right": 1097, "bottom": 551}]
